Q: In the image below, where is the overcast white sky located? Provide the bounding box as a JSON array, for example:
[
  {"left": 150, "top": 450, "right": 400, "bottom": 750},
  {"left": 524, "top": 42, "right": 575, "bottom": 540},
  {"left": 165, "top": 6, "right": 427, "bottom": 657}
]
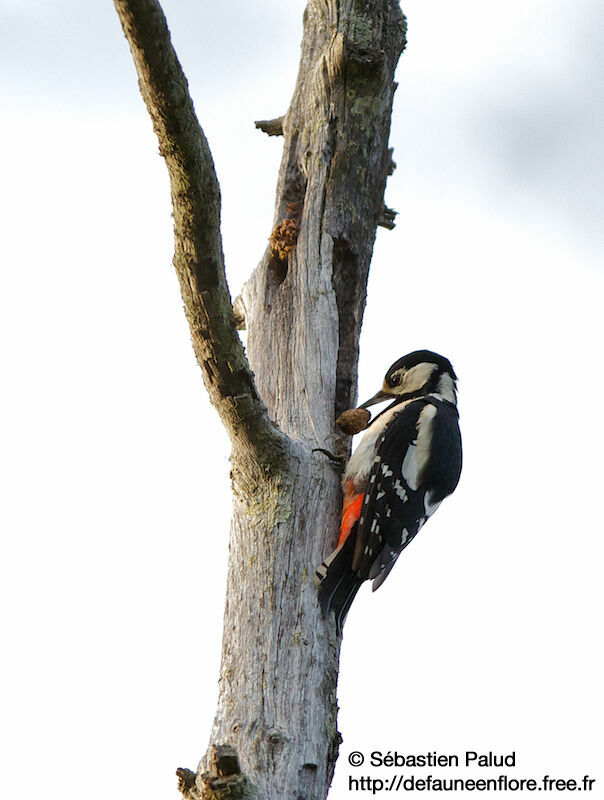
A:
[{"left": 1, "top": 1, "right": 602, "bottom": 798}]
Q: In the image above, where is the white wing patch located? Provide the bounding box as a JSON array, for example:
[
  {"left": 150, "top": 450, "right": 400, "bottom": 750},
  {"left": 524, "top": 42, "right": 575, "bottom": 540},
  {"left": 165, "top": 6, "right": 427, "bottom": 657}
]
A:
[
  {"left": 343, "top": 399, "right": 415, "bottom": 488},
  {"left": 401, "top": 404, "right": 437, "bottom": 490},
  {"left": 401, "top": 443, "right": 418, "bottom": 489}
]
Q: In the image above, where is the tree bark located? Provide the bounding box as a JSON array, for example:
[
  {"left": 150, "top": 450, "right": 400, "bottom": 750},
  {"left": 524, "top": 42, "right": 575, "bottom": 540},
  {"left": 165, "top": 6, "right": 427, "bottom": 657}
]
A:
[
  {"left": 113, "top": 0, "right": 285, "bottom": 466},
  {"left": 113, "top": 1, "right": 405, "bottom": 798},
  {"left": 207, "top": 5, "right": 405, "bottom": 796}
]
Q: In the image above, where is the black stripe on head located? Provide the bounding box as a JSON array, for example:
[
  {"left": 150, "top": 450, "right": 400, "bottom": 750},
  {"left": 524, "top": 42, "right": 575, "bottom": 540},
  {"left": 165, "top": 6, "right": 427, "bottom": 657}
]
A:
[{"left": 385, "top": 350, "right": 457, "bottom": 383}]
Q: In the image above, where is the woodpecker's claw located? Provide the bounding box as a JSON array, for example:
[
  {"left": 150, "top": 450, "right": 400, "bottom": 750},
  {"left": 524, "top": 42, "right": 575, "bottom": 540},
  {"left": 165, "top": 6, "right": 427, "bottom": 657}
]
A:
[{"left": 312, "top": 448, "right": 346, "bottom": 467}]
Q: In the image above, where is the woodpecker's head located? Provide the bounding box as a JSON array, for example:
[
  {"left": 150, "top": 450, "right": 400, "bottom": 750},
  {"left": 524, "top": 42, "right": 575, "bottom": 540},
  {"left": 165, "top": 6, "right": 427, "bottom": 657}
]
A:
[{"left": 360, "top": 350, "right": 458, "bottom": 408}]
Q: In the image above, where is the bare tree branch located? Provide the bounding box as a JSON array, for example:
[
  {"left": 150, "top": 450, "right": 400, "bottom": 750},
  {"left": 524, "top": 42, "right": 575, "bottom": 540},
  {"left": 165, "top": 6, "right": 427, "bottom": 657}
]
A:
[
  {"left": 254, "top": 116, "right": 285, "bottom": 136},
  {"left": 377, "top": 204, "right": 398, "bottom": 229},
  {"left": 113, "top": 0, "right": 286, "bottom": 465}
]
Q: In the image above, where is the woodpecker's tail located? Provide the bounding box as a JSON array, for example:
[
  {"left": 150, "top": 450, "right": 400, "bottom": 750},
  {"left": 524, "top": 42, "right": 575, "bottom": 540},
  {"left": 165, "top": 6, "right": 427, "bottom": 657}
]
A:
[{"left": 314, "top": 534, "right": 363, "bottom": 635}]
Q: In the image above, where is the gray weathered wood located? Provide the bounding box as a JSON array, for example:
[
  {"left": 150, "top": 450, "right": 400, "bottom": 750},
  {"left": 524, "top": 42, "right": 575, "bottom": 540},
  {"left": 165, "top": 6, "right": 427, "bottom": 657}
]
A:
[
  {"left": 113, "top": 1, "right": 405, "bottom": 798},
  {"left": 208, "top": 3, "right": 406, "bottom": 798}
]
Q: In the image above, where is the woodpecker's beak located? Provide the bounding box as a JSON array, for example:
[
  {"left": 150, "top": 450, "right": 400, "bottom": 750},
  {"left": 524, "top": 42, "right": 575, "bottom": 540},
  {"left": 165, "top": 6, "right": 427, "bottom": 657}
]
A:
[{"left": 358, "top": 390, "right": 392, "bottom": 409}]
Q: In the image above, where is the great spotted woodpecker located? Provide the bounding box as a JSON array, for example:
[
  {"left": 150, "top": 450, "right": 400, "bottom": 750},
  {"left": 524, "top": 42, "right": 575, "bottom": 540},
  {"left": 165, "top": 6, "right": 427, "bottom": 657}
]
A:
[{"left": 315, "top": 350, "right": 462, "bottom": 633}]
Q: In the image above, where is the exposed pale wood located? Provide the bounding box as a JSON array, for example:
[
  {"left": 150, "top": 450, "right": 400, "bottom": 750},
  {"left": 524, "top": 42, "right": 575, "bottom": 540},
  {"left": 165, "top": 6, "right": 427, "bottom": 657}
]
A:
[
  {"left": 243, "top": 0, "right": 406, "bottom": 446},
  {"left": 113, "top": 1, "right": 405, "bottom": 798}
]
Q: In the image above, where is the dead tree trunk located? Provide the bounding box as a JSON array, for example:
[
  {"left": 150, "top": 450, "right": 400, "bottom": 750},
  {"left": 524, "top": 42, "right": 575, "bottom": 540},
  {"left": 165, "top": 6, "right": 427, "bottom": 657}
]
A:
[{"left": 113, "top": 1, "right": 405, "bottom": 798}]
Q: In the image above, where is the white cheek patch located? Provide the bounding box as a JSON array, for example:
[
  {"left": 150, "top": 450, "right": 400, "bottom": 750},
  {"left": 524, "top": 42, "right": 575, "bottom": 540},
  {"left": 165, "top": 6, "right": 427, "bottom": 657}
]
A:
[
  {"left": 401, "top": 362, "right": 437, "bottom": 395},
  {"left": 401, "top": 404, "right": 437, "bottom": 491}
]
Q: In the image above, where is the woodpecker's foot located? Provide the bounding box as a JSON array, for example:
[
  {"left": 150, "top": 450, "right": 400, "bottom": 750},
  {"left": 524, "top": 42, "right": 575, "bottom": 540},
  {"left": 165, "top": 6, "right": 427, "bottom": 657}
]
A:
[{"left": 312, "top": 448, "right": 346, "bottom": 468}]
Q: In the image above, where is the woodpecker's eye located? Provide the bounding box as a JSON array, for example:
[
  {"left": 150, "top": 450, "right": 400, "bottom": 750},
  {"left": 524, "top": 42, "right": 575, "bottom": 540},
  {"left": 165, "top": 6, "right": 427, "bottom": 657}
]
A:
[{"left": 388, "top": 369, "right": 405, "bottom": 386}]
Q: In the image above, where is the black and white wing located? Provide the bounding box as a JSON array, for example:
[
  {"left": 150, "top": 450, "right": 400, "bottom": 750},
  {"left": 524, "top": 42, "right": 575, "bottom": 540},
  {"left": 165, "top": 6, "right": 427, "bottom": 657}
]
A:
[{"left": 352, "top": 397, "right": 462, "bottom": 590}]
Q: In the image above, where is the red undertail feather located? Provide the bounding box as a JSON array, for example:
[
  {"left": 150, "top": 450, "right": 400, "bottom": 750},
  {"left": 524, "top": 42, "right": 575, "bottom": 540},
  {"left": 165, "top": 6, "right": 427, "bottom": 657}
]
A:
[
  {"left": 314, "top": 480, "right": 365, "bottom": 634},
  {"left": 338, "top": 480, "right": 364, "bottom": 546}
]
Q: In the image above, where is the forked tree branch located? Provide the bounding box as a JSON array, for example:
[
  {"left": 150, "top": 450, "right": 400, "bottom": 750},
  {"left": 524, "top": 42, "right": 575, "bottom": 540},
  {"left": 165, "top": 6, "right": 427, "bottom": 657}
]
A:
[
  {"left": 113, "top": 0, "right": 286, "bottom": 465},
  {"left": 114, "top": 2, "right": 406, "bottom": 797}
]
